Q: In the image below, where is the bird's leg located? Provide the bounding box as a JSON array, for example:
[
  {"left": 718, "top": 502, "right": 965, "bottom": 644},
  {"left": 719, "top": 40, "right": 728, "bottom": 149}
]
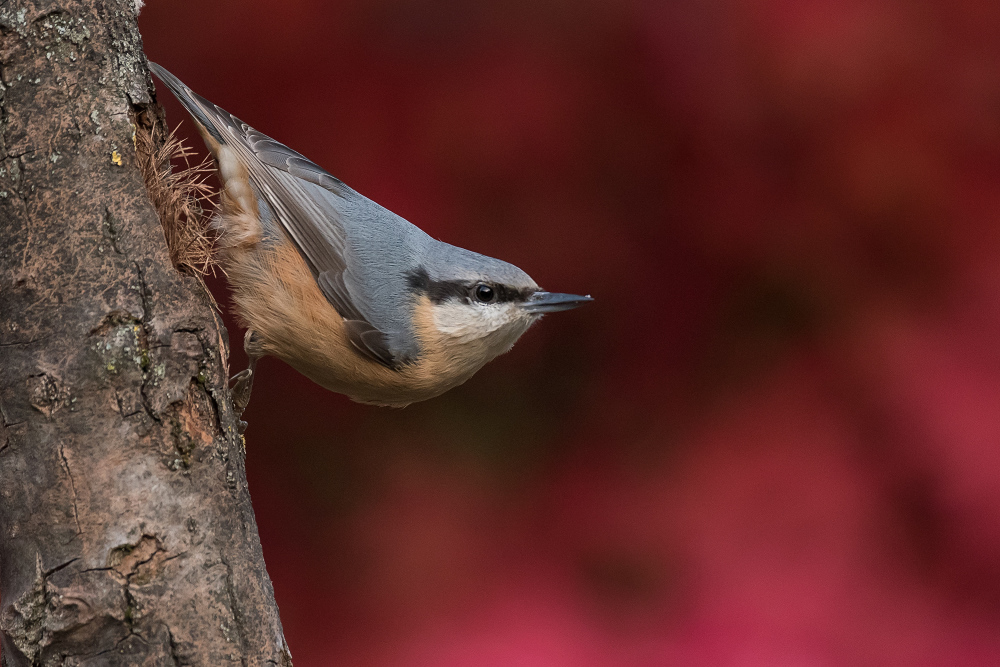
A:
[{"left": 230, "top": 329, "right": 263, "bottom": 431}]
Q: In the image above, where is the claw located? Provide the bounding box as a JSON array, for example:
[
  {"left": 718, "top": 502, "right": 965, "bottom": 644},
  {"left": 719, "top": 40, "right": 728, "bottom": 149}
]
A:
[
  {"left": 230, "top": 368, "right": 252, "bottom": 383},
  {"left": 231, "top": 365, "right": 255, "bottom": 417},
  {"left": 229, "top": 329, "right": 262, "bottom": 425}
]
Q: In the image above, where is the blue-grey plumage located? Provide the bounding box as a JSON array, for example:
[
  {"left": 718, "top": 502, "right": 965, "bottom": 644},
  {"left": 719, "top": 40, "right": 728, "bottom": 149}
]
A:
[{"left": 149, "top": 62, "right": 592, "bottom": 409}]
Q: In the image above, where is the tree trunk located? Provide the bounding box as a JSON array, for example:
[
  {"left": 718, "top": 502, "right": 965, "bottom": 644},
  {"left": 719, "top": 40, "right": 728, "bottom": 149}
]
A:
[{"left": 0, "top": 0, "right": 292, "bottom": 664}]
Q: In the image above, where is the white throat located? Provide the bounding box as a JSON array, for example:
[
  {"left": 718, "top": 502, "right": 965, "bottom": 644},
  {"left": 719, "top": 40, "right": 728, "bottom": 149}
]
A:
[{"left": 431, "top": 301, "right": 534, "bottom": 351}]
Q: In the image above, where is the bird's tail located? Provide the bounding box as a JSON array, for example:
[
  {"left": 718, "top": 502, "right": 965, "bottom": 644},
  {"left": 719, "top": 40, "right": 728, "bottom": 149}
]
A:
[
  {"left": 149, "top": 62, "right": 263, "bottom": 250},
  {"left": 149, "top": 62, "right": 231, "bottom": 153}
]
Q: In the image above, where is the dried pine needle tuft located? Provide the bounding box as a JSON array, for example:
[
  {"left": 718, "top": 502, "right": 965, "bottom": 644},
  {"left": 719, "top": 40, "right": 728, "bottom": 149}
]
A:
[{"left": 136, "top": 120, "right": 218, "bottom": 276}]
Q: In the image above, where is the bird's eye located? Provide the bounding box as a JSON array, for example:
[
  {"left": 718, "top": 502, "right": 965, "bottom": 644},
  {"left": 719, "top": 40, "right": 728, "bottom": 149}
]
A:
[{"left": 474, "top": 284, "right": 495, "bottom": 303}]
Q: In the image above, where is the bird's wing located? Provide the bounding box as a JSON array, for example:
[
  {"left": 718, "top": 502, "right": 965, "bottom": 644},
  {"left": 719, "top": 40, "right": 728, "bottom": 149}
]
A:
[{"left": 150, "top": 63, "right": 405, "bottom": 369}]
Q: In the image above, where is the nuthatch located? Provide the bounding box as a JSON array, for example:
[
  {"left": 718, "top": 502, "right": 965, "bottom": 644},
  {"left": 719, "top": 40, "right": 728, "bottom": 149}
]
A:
[{"left": 150, "top": 63, "right": 592, "bottom": 412}]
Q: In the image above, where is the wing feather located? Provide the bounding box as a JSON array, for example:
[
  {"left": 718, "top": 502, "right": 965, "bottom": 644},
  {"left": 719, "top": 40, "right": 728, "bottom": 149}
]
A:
[{"left": 150, "top": 62, "right": 405, "bottom": 369}]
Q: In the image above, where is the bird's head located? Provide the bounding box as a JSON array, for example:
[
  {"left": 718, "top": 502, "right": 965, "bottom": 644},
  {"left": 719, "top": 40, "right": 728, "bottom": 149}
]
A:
[{"left": 406, "top": 246, "right": 592, "bottom": 364}]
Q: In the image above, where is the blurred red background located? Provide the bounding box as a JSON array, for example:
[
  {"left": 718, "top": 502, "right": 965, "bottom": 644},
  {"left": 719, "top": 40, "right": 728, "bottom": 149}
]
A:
[{"left": 139, "top": 0, "right": 1000, "bottom": 664}]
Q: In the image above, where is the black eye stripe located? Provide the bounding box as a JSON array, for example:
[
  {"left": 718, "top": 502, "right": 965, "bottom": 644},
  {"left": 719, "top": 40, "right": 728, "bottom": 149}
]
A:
[
  {"left": 487, "top": 284, "right": 522, "bottom": 303},
  {"left": 406, "top": 267, "right": 533, "bottom": 304},
  {"left": 406, "top": 268, "right": 468, "bottom": 303}
]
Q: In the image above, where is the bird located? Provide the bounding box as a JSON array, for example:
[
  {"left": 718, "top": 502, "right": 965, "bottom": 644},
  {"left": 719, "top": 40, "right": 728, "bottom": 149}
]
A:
[{"left": 149, "top": 62, "right": 592, "bottom": 414}]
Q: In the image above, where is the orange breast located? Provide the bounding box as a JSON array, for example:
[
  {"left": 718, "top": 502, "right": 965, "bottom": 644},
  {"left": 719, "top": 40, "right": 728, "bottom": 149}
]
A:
[{"left": 209, "top": 156, "right": 488, "bottom": 406}]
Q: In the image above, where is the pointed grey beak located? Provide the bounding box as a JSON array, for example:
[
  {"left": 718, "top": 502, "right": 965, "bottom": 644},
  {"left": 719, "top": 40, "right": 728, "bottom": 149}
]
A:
[{"left": 521, "top": 291, "right": 594, "bottom": 314}]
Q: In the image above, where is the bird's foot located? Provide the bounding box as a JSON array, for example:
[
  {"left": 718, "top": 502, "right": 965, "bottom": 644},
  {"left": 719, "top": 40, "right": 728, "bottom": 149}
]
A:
[
  {"left": 230, "top": 367, "right": 254, "bottom": 433},
  {"left": 229, "top": 329, "right": 261, "bottom": 432}
]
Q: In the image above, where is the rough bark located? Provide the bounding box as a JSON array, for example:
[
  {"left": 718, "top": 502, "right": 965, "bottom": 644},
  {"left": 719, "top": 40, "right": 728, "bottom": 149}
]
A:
[{"left": 0, "top": 0, "right": 292, "bottom": 664}]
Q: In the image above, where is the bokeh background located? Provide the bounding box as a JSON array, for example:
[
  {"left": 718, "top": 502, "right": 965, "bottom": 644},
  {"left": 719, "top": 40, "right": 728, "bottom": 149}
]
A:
[{"left": 140, "top": 1, "right": 1000, "bottom": 664}]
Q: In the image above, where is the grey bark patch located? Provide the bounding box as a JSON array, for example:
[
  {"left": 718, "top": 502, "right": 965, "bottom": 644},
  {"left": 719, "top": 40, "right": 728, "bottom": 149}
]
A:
[
  {"left": 1, "top": 555, "right": 47, "bottom": 664},
  {"left": 26, "top": 373, "right": 66, "bottom": 417}
]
